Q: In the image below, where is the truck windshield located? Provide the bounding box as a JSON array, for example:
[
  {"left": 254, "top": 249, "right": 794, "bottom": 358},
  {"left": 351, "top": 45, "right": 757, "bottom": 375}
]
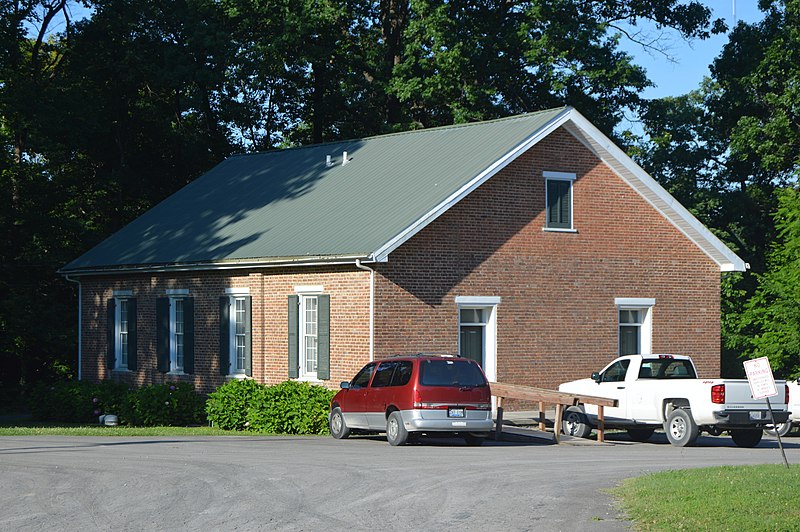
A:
[
  {"left": 638, "top": 359, "right": 696, "bottom": 379},
  {"left": 419, "top": 359, "right": 487, "bottom": 387}
]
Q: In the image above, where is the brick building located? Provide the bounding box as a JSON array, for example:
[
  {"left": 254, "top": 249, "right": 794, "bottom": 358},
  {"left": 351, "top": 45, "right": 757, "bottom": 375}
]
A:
[{"left": 61, "top": 107, "right": 746, "bottom": 394}]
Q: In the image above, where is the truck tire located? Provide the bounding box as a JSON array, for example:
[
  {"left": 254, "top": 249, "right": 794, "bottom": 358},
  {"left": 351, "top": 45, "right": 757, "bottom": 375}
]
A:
[
  {"left": 562, "top": 406, "right": 593, "bottom": 439},
  {"left": 665, "top": 408, "right": 699, "bottom": 447},
  {"left": 764, "top": 422, "right": 793, "bottom": 438},
  {"left": 731, "top": 429, "right": 763, "bottom": 448}
]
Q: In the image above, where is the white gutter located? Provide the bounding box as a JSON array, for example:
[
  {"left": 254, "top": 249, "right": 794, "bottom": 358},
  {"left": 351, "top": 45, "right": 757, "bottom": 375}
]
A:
[
  {"left": 60, "top": 255, "right": 374, "bottom": 278},
  {"left": 63, "top": 274, "right": 82, "bottom": 381},
  {"left": 355, "top": 259, "right": 375, "bottom": 361}
]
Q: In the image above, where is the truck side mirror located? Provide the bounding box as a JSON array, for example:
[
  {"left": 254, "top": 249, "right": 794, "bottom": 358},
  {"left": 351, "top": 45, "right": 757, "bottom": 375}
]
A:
[{"left": 591, "top": 372, "right": 601, "bottom": 383}]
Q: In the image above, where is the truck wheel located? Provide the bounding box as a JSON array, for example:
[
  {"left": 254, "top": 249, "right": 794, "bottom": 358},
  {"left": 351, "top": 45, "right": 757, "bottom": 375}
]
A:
[
  {"left": 731, "top": 429, "right": 763, "bottom": 448},
  {"left": 626, "top": 428, "right": 655, "bottom": 442},
  {"left": 665, "top": 409, "right": 699, "bottom": 447},
  {"left": 764, "top": 422, "right": 793, "bottom": 438},
  {"left": 562, "top": 406, "right": 593, "bottom": 439}
]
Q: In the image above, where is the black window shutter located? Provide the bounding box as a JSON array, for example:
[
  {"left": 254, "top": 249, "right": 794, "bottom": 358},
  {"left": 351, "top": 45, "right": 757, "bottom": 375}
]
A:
[
  {"left": 128, "top": 298, "right": 138, "bottom": 371},
  {"left": 288, "top": 295, "right": 299, "bottom": 378},
  {"left": 244, "top": 296, "right": 252, "bottom": 377},
  {"left": 156, "top": 297, "right": 170, "bottom": 373},
  {"left": 106, "top": 299, "right": 116, "bottom": 369},
  {"left": 219, "top": 297, "right": 230, "bottom": 375},
  {"left": 183, "top": 298, "right": 194, "bottom": 374},
  {"left": 559, "top": 181, "right": 571, "bottom": 226},
  {"left": 317, "top": 294, "right": 330, "bottom": 380}
]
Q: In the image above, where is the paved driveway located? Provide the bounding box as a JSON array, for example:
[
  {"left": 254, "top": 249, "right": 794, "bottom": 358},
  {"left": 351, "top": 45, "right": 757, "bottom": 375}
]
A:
[{"left": 1, "top": 432, "right": 797, "bottom": 531}]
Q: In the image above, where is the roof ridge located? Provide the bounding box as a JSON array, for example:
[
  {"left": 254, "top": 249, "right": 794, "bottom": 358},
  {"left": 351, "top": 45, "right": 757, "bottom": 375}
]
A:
[{"left": 226, "top": 107, "right": 569, "bottom": 159}]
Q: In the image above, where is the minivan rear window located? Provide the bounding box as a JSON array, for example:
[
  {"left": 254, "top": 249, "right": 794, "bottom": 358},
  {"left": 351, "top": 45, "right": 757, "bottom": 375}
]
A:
[{"left": 419, "top": 359, "right": 487, "bottom": 387}]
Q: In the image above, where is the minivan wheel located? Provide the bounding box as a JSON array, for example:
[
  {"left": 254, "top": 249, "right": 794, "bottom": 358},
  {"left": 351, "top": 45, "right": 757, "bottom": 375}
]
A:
[
  {"left": 329, "top": 407, "right": 350, "bottom": 439},
  {"left": 386, "top": 411, "right": 409, "bottom": 446}
]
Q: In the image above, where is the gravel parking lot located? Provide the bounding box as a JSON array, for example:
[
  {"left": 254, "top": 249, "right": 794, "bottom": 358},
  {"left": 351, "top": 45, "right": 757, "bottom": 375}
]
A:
[{"left": 1, "top": 432, "right": 797, "bottom": 531}]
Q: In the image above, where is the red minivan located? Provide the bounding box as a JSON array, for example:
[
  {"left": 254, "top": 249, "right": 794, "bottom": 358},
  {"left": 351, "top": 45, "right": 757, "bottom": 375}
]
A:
[{"left": 329, "top": 354, "right": 493, "bottom": 446}]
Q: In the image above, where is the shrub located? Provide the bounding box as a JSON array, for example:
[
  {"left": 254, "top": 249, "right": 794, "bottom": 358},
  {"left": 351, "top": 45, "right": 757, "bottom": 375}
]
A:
[
  {"left": 123, "top": 383, "right": 205, "bottom": 426},
  {"left": 205, "top": 378, "right": 263, "bottom": 430},
  {"left": 28, "top": 380, "right": 204, "bottom": 426},
  {"left": 245, "top": 381, "right": 335, "bottom": 435},
  {"left": 29, "top": 380, "right": 129, "bottom": 422}
]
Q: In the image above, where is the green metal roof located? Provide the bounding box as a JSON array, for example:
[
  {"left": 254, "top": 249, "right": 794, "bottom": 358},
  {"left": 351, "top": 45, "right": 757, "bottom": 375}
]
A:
[{"left": 62, "top": 108, "right": 569, "bottom": 274}]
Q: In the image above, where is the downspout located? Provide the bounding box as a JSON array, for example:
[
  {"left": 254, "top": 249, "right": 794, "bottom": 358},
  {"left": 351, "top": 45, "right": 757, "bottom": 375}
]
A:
[
  {"left": 354, "top": 259, "right": 374, "bottom": 361},
  {"left": 64, "top": 274, "right": 82, "bottom": 381}
]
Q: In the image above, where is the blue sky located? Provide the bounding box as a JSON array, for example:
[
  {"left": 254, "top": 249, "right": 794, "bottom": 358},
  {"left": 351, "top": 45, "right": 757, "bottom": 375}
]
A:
[{"left": 621, "top": 1, "right": 766, "bottom": 99}]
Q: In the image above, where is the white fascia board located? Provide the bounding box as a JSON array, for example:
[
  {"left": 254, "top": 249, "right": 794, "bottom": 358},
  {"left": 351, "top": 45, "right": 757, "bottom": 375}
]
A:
[
  {"left": 371, "top": 108, "right": 573, "bottom": 262},
  {"left": 564, "top": 110, "right": 747, "bottom": 273}
]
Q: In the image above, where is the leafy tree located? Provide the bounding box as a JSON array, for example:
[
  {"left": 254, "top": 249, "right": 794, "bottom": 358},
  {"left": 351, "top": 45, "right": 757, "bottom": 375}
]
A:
[{"left": 737, "top": 188, "right": 800, "bottom": 379}]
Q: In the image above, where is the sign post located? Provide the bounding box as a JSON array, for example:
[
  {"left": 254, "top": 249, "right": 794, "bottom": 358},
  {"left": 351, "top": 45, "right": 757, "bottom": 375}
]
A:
[{"left": 743, "top": 357, "right": 789, "bottom": 468}]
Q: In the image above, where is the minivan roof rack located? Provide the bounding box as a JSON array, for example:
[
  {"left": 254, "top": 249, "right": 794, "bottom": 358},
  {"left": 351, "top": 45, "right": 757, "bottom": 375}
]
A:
[{"left": 388, "top": 353, "right": 461, "bottom": 358}]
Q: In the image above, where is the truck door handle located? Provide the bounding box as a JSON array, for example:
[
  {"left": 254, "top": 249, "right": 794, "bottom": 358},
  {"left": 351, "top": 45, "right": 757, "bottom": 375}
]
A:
[{"left": 617, "top": 386, "right": 625, "bottom": 389}]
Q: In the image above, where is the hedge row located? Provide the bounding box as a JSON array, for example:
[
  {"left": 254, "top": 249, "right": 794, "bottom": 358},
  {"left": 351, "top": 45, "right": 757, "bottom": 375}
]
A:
[
  {"left": 206, "top": 379, "right": 335, "bottom": 435},
  {"left": 27, "top": 378, "right": 334, "bottom": 435}
]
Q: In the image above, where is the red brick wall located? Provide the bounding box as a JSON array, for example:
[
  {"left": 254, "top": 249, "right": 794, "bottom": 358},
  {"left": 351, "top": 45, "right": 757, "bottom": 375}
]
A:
[
  {"left": 80, "top": 266, "right": 370, "bottom": 393},
  {"left": 373, "top": 127, "right": 722, "bottom": 392}
]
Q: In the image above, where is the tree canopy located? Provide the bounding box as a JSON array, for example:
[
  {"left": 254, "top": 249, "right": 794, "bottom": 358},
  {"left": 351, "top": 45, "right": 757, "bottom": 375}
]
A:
[{"left": 5, "top": 0, "right": 800, "bottom": 396}]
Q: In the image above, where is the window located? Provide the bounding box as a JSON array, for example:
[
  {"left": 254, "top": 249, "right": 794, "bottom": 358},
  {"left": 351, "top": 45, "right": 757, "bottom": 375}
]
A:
[
  {"left": 157, "top": 294, "right": 194, "bottom": 374},
  {"left": 544, "top": 171, "right": 576, "bottom": 230},
  {"left": 419, "top": 359, "right": 487, "bottom": 387},
  {"left": 288, "top": 291, "right": 330, "bottom": 381},
  {"left": 107, "top": 295, "right": 137, "bottom": 371},
  {"left": 601, "top": 359, "right": 630, "bottom": 383},
  {"left": 350, "top": 363, "right": 376, "bottom": 388},
  {"left": 371, "top": 361, "right": 398, "bottom": 388},
  {"left": 219, "top": 291, "right": 251, "bottom": 377},
  {"left": 615, "top": 298, "right": 654, "bottom": 356},
  {"left": 459, "top": 308, "right": 486, "bottom": 366},
  {"left": 301, "top": 295, "right": 319, "bottom": 377}
]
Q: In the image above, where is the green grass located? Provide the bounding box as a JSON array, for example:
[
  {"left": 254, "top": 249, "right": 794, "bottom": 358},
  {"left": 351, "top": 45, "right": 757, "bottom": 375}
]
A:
[
  {"left": 0, "top": 423, "right": 250, "bottom": 437},
  {"left": 613, "top": 465, "right": 800, "bottom": 531}
]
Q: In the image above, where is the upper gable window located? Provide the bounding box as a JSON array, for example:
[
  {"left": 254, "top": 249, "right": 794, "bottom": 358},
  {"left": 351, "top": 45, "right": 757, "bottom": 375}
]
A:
[{"left": 543, "top": 171, "right": 576, "bottom": 231}]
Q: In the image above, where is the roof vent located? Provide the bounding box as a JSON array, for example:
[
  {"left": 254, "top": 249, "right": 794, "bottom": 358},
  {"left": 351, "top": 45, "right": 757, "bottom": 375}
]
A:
[
  {"left": 342, "top": 151, "right": 349, "bottom": 166},
  {"left": 325, "top": 155, "right": 334, "bottom": 167}
]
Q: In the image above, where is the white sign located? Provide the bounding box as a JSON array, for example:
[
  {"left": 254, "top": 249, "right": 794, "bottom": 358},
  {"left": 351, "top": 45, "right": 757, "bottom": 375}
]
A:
[{"left": 743, "top": 357, "right": 778, "bottom": 400}]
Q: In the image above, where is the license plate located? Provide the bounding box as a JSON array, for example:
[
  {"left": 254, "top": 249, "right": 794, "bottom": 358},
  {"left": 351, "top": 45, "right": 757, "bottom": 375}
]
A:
[
  {"left": 448, "top": 407, "right": 465, "bottom": 418},
  {"left": 749, "top": 411, "right": 763, "bottom": 420}
]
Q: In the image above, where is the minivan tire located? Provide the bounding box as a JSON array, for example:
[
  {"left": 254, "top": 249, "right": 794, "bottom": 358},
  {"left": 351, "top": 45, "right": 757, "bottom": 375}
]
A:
[
  {"left": 329, "top": 407, "right": 350, "bottom": 439},
  {"left": 386, "top": 411, "right": 409, "bottom": 446}
]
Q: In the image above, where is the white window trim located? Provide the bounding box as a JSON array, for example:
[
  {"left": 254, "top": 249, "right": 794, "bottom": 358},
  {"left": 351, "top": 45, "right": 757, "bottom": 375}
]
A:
[
  {"left": 616, "top": 298, "right": 655, "bottom": 355},
  {"left": 298, "top": 294, "right": 320, "bottom": 381},
  {"left": 113, "top": 297, "right": 130, "bottom": 371},
  {"left": 168, "top": 296, "right": 185, "bottom": 374},
  {"left": 294, "top": 285, "right": 323, "bottom": 294},
  {"left": 166, "top": 288, "right": 189, "bottom": 296},
  {"left": 543, "top": 171, "right": 576, "bottom": 232},
  {"left": 225, "top": 287, "right": 250, "bottom": 295}
]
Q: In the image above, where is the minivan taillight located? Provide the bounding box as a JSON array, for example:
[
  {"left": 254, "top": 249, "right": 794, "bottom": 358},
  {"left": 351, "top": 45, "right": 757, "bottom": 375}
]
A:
[{"left": 711, "top": 384, "right": 725, "bottom": 404}]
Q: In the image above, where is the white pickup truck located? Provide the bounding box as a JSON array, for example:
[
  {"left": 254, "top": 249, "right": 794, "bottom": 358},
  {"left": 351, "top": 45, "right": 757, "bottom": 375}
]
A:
[
  {"left": 765, "top": 379, "right": 798, "bottom": 437},
  {"left": 558, "top": 354, "right": 790, "bottom": 447}
]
